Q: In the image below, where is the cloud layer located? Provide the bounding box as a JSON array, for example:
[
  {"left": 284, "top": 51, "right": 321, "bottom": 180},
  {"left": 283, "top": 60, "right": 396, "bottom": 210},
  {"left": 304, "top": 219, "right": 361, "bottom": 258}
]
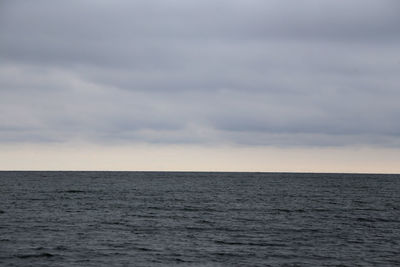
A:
[{"left": 1, "top": 0, "right": 400, "bottom": 147}]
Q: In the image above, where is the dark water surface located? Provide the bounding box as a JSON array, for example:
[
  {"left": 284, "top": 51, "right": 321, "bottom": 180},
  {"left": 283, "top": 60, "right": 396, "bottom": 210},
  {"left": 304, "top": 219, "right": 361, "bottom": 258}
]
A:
[{"left": 1, "top": 172, "right": 399, "bottom": 266}]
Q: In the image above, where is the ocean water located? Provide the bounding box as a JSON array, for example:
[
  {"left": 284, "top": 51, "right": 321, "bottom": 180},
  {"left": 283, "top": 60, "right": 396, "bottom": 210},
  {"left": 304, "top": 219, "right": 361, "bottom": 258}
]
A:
[{"left": 0, "top": 172, "right": 399, "bottom": 266}]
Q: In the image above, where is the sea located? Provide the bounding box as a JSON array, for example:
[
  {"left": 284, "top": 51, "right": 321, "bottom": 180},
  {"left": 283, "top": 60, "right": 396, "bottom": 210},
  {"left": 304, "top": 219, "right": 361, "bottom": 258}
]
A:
[{"left": 0, "top": 171, "right": 399, "bottom": 266}]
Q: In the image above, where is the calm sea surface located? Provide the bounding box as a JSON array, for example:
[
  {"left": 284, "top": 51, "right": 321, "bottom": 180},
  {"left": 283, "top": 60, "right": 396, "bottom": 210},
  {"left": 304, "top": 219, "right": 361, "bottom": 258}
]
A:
[{"left": 0, "top": 171, "right": 399, "bottom": 266}]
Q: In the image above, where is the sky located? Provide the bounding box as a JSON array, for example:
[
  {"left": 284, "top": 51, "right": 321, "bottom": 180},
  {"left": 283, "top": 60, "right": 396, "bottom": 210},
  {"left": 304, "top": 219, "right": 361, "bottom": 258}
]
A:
[{"left": 1, "top": 0, "right": 400, "bottom": 172}]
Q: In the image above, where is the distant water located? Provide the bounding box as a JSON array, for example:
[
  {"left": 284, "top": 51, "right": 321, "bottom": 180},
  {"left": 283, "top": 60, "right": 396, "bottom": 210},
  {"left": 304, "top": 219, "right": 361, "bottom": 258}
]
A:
[{"left": 1, "top": 172, "right": 399, "bottom": 266}]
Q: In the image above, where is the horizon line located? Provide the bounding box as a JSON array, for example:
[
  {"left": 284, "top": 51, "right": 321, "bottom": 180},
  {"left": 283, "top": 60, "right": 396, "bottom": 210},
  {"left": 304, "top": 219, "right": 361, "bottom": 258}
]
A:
[{"left": 0, "top": 170, "right": 398, "bottom": 175}]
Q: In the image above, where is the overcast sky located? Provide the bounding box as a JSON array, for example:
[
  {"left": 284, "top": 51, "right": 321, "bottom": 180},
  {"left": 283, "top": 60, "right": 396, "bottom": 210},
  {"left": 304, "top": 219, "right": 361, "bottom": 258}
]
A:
[{"left": 1, "top": 0, "right": 399, "bottom": 171}]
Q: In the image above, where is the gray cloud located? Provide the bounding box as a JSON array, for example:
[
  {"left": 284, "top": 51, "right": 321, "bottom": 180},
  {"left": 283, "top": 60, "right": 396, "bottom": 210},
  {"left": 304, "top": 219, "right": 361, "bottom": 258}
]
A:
[{"left": 1, "top": 0, "right": 400, "bottom": 147}]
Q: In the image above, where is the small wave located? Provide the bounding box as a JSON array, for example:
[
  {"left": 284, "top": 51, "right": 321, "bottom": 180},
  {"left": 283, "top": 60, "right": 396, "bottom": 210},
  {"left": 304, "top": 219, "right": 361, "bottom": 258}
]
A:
[
  {"left": 134, "top": 247, "right": 153, "bottom": 251},
  {"left": 181, "top": 207, "right": 218, "bottom": 212},
  {"left": 214, "top": 240, "right": 244, "bottom": 245},
  {"left": 195, "top": 219, "right": 214, "bottom": 225},
  {"left": 185, "top": 226, "right": 209, "bottom": 231},
  {"left": 215, "top": 240, "right": 286, "bottom": 247},
  {"left": 213, "top": 252, "right": 242, "bottom": 257},
  {"left": 214, "top": 227, "right": 242, "bottom": 232},
  {"left": 356, "top": 217, "right": 400, "bottom": 223},
  {"left": 102, "top": 221, "right": 129, "bottom": 226},
  {"left": 15, "top": 252, "right": 55, "bottom": 259},
  {"left": 174, "top": 258, "right": 187, "bottom": 263},
  {"left": 55, "top": 245, "right": 68, "bottom": 251},
  {"left": 274, "top": 208, "right": 306, "bottom": 213},
  {"left": 57, "top": 190, "right": 88, "bottom": 193}
]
